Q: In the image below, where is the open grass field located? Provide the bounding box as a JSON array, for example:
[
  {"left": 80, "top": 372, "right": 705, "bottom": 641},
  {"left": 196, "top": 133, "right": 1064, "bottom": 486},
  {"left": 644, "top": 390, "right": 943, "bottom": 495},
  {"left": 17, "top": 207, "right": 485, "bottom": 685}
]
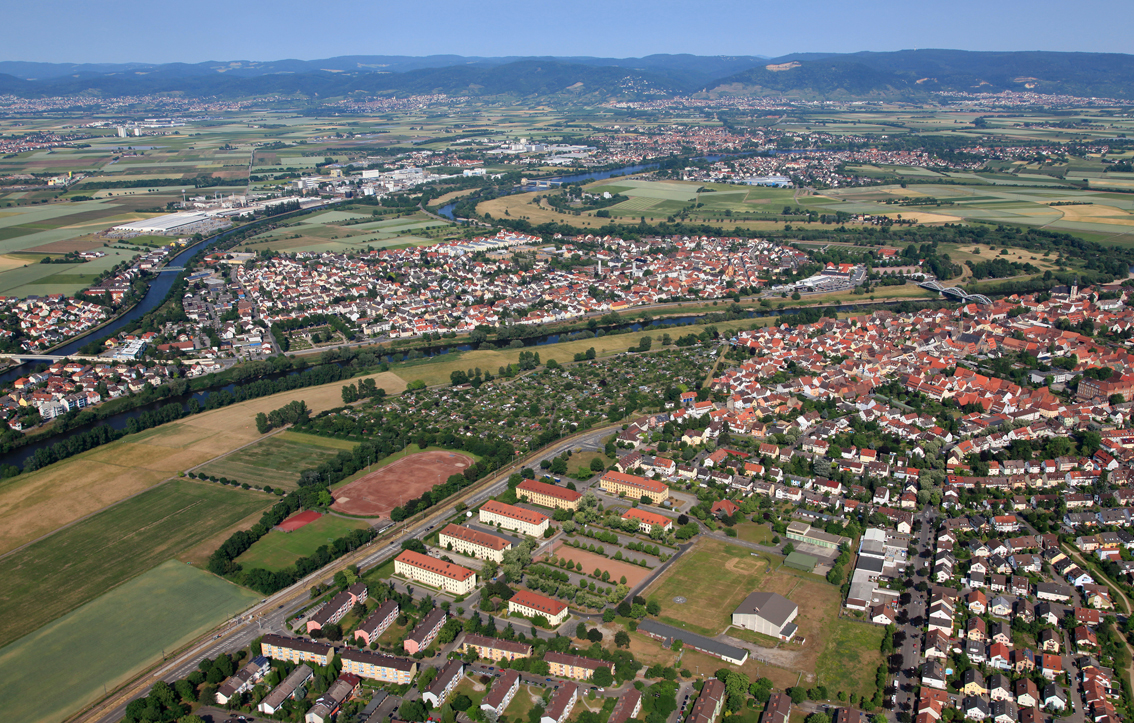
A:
[
  {"left": 642, "top": 538, "right": 875, "bottom": 698},
  {"left": 0, "top": 246, "right": 142, "bottom": 297},
  {"left": 235, "top": 513, "right": 373, "bottom": 571},
  {"left": 814, "top": 618, "right": 886, "bottom": 702},
  {"left": 0, "top": 559, "right": 259, "bottom": 723},
  {"left": 480, "top": 184, "right": 834, "bottom": 233},
  {"left": 819, "top": 183, "right": 1134, "bottom": 246},
  {"left": 733, "top": 521, "right": 775, "bottom": 546},
  {"left": 0, "top": 370, "right": 406, "bottom": 556},
  {"left": 238, "top": 210, "right": 452, "bottom": 253},
  {"left": 0, "top": 479, "right": 270, "bottom": 650},
  {"left": 644, "top": 539, "right": 773, "bottom": 636},
  {"left": 196, "top": 430, "right": 358, "bottom": 490},
  {"left": 545, "top": 542, "right": 653, "bottom": 588},
  {"left": 503, "top": 684, "right": 547, "bottom": 722},
  {"left": 331, "top": 449, "right": 475, "bottom": 517}
]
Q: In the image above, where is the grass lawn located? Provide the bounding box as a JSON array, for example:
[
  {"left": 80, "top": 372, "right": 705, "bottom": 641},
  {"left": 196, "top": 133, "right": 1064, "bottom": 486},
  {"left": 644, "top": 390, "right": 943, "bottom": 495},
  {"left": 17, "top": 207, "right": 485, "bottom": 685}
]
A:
[
  {"left": 503, "top": 684, "right": 547, "bottom": 722},
  {"left": 0, "top": 369, "right": 405, "bottom": 558},
  {"left": 0, "top": 559, "right": 258, "bottom": 723},
  {"left": 733, "top": 521, "right": 775, "bottom": 546},
  {"left": 454, "top": 674, "right": 490, "bottom": 708},
  {"left": 0, "top": 479, "right": 271, "bottom": 649},
  {"left": 236, "top": 514, "right": 372, "bottom": 571},
  {"left": 196, "top": 430, "right": 358, "bottom": 490},
  {"left": 644, "top": 539, "right": 773, "bottom": 636},
  {"left": 814, "top": 618, "right": 885, "bottom": 702}
]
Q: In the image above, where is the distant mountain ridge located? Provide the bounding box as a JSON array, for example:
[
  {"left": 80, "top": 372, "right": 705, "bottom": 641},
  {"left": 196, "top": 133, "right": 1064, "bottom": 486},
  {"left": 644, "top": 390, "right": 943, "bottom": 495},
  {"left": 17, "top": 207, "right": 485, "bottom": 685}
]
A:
[{"left": 1, "top": 50, "right": 1132, "bottom": 101}]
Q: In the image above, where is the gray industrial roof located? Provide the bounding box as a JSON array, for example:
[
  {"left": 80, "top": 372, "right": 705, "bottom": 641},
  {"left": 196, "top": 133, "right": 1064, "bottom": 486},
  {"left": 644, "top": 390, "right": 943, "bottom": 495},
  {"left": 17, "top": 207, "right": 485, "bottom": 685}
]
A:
[{"left": 733, "top": 591, "right": 798, "bottom": 628}]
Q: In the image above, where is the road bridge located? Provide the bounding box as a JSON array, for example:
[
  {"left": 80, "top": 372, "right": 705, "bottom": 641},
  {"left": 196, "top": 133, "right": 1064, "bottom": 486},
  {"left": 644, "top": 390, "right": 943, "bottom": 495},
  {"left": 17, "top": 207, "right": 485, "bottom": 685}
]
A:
[{"left": 919, "top": 279, "right": 992, "bottom": 305}]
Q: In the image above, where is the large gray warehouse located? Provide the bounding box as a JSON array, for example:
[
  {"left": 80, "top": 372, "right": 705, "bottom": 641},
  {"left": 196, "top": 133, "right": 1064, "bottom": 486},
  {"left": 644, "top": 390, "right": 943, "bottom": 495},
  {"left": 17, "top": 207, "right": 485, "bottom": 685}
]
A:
[{"left": 731, "top": 592, "right": 799, "bottom": 641}]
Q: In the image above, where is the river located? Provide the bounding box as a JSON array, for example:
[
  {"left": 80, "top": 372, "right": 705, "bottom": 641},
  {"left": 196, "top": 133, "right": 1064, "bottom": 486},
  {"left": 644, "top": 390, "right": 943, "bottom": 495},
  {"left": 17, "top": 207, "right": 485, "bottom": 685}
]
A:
[
  {"left": 435, "top": 152, "right": 780, "bottom": 221},
  {"left": 0, "top": 204, "right": 326, "bottom": 386},
  {"left": 2, "top": 303, "right": 870, "bottom": 469}
]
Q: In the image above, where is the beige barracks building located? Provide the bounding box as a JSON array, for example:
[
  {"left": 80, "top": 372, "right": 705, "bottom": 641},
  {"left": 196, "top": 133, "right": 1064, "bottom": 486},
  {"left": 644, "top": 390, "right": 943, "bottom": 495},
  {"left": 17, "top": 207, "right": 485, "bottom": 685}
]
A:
[
  {"left": 479, "top": 499, "right": 550, "bottom": 537},
  {"left": 599, "top": 470, "right": 669, "bottom": 504},
  {"left": 394, "top": 550, "right": 477, "bottom": 595},
  {"left": 438, "top": 523, "right": 512, "bottom": 563},
  {"left": 516, "top": 479, "right": 582, "bottom": 510},
  {"left": 508, "top": 589, "right": 570, "bottom": 627}
]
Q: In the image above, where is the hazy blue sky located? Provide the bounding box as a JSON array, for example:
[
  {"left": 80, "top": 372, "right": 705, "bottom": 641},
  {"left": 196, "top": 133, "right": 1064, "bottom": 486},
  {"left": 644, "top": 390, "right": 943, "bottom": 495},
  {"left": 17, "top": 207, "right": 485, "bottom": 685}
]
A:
[{"left": 5, "top": 0, "right": 1131, "bottom": 63}]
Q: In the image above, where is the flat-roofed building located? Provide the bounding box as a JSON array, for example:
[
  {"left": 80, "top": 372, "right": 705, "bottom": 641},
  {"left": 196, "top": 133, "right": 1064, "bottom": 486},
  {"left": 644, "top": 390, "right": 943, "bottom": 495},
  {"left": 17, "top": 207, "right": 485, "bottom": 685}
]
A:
[
  {"left": 259, "top": 664, "right": 314, "bottom": 714},
  {"left": 786, "top": 521, "right": 849, "bottom": 550},
  {"left": 545, "top": 652, "right": 611, "bottom": 680},
  {"left": 609, "top": 688, "right": 643, "bottom": 723},
  {"left": 517, "top": 479, "right": 583, "bottom": 510},
  {"left": 600, "top": 470, "right": 669, "bottom": 503},
  {"left": 439, "top": 524, "right": 513, "bottom": 563},
  {"left": 621, "top": 507, "right": 674, "bottom": 533},
  {"left": 354, "top": 600, "right": 399, "bottom": 646},
  {"left": 461, "top": 633, "right": 533, "bottom": 662},
  {"left": 508, "top": 589, "right": 570, "bottom": 627},
  {"left": 689, "top": 678, "right": 727, "bottom": 723},
  {"left": 394, "top": 550, "right": 477, "bottom": 595},
  {"left": 479, "top": 499, "right": 550, "bottom": 537},
  {"left": 260, "top": 635, "right": 335, "bottom": 666},
  {"left": 339, "top": 650, "right": 418, "bottom": 684},
  {"left": 423, "top": 660, "right": 465, "bottom": 707},
  {"left": 542, "top": 682, "right": 579, "bottom": 723},
  {"left": 482, "top": 670, "right": 522, "bottom": 717}
]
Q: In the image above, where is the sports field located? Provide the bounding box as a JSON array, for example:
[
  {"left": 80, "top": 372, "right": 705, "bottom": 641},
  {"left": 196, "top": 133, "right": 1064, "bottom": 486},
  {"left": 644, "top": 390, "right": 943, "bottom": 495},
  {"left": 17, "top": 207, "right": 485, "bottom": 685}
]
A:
[
  {"left": 643, "top": 539, "right": 772, "bottom": 636},
  {"left": 236, "top": 513, "right": 373, "bottom": 571},
  {"left": 196, "top": 430, "right": 358, "bottom": 490},
  {"left": 642, "top": 537, "right": 879, "bottom": 699},
  {"left": 0, "top": 559, "right": 259, "bottom": 723},
  {"left": 331, "top": 449, "right": 475, "bottom": 517},
  {"left": 0, "top": 370, "right": 406, "bottom": 556},
  {"left": 0, "top": 478, "right": 269, "bottom": 649}
]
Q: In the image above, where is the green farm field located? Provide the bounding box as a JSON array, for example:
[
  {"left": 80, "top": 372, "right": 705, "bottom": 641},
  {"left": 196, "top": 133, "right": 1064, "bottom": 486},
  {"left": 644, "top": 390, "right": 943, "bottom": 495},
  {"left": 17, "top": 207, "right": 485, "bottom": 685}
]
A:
[
  {"left": 0, "top": 560, "right": 258, "bottom": 723},
  {"left": 235, "top": 513, "right": 373, "bottom": 571},
  {"left": 0, "top": 247, "right": 142, "bottom": 297},
  {"left": 196, "top": 430, "right": 357, "bottom": 490},
  {"left": 818, "top": 183, "right": 1134, "bottom": 245},
  {"left": 239, "top": 210, "right": 451, "bottom": 253},
  {"left": 0, "top": 478, "right": 271, "bottom": 649}
]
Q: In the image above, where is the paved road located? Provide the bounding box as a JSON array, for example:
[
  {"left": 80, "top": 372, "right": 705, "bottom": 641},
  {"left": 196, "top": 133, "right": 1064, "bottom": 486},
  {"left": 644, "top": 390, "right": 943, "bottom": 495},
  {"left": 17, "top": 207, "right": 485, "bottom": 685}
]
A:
[
  {"left": 893, "top": 507, "right": 935, "bottom": 719},
  {"left": 75, "top": 424, "right": 620, "bottom": 723}
]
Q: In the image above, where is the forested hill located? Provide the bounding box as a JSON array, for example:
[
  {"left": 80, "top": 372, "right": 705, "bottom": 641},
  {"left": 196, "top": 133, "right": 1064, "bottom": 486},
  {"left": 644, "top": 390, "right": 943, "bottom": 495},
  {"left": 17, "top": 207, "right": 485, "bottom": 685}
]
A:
[
  {"left": 2, "top": 49, "right": 1133, "bottom": 101},
  {"left": 707, "top": 50, "right": 1134, "bottom": 100}
]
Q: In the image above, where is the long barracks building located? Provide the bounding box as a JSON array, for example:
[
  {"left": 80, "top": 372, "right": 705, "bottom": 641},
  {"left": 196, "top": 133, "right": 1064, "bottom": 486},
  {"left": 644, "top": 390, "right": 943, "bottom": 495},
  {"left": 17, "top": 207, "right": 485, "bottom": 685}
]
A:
[
  {"left": 508, "top": 589, "right": 570, "bottom": 627},
  {"left": 516, "top": 479, "right": 583, "bottom": 510},
  {"left": 438, "top": 523, "right": 512, "bottom": 562},
  {"left": 599, "top": 470, "right": 670, "bottom": 503},
  {"left": 479, "top": 499, "right": 550, "bottom": 537},
  {"left": 394, "top": 549, "right": 477, "bottom": 595}
]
